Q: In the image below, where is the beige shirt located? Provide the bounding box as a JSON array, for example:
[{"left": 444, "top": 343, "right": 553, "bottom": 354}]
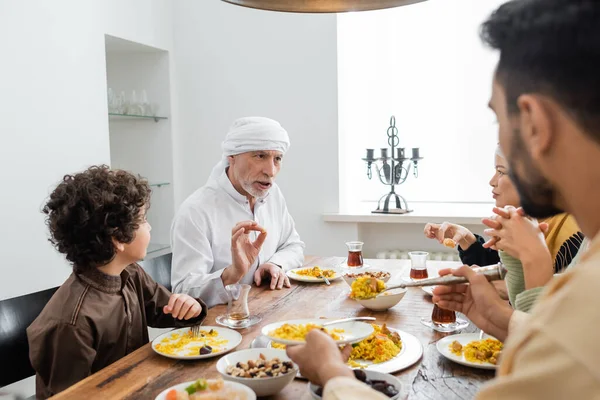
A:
[{"left": 477, "top": 233, "right": 600, "bottom": 399}]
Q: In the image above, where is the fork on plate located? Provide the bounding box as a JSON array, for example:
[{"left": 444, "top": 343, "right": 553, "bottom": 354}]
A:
[{"left": 191, "top": 324, "right": 202, "bottom": 338}]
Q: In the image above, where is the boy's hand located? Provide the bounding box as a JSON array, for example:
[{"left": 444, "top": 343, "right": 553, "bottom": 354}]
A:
[{"left": 163, "top": 294, "right": 203, "bottom": 320}]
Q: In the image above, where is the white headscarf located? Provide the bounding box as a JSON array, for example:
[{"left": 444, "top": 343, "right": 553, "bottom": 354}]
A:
[
  {"left": 209, "top": 117, "right": 291, "bottom": 181},
  {"left": 495, "top": 144, "right": 506, "bottom": 161}
]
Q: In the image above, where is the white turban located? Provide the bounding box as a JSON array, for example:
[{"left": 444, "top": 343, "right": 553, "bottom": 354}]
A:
[{"left": 209, "top": 117, "right": 291, "bottom": 181}]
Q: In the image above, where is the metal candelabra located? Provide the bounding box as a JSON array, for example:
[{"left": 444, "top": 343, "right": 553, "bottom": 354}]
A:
[{"left": 361, "top": 116, "right": 423, "bottom": 214}]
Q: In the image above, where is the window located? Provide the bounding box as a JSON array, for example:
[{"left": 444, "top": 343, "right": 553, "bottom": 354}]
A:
[{"left": 337, "top": 0, "right": 505, "bottom": 211}]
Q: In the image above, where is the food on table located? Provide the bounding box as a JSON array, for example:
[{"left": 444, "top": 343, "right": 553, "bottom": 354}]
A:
[
  {"left": 225, "top": 353, "right": 295, "bottom": 378},
  {"left": 449, "top": 338, "right": 503, "bottom": 365},
  {"left": 347, "top": 324, "right": 402, "bottom": 368},
  {"left": 345, "top": 271, "right": 391, "bottom": 280},
  {"left": 268, "top": 323, "right": 344, "bottom": 342},
  {"left": 350, "top": 277, "right": 386, "bottom": 299},
  {"left": 450, "top": 340, "right": 463, "bottom": 355},
  {"left": 294, "top": 266, "right": 336, "bottom": 278},
  {"left": 165, "top": 378, "right": 248, "bottom": 400},
  {"left": 443, "top": 238, "right": 457, "bottom": 248},
  {"left": 314, "top": 369, "right": 399, "bottom": 398},
  {"left": 154, "top": 328, "right": 228, "bottom": 357}
]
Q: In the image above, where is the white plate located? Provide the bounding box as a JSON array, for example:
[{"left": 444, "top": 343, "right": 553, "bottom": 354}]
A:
[
  {"left": 155, "top": 379, "right": 256, "bottom": 400},
  {"left": 436, "top": 333, "right": 500, "bottom": 370},
  {"left": 346, "top": 327, "right": 423, "bottom": 374},
  {"left": 421, "top": 286, "right": 435, "bottom": 296},
  {"left": 152, "top": 326, "right": 242, "bottom": 360},
  {"left": 261, "top": 318, "right": 374, "bottom": 346},
  {"left": 338, "top": 262, "right": 372, "bottom": 270},
  {"left": 308, "top": 370, "right": 402, "bottom": 400},
  {"left": 268, "top": 326, "right": 423, "bottom": 374},
  {"left": 286, "top": 267, "right": 342, "bottom": 283}
]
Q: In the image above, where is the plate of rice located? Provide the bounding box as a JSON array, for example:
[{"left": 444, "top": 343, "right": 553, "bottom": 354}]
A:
[
  {"left": 267, "top": 324, "right": 423, "bottom": 374},
  {"left": 286, "top": 266, "right": 342, "bottom": 283},
  {"left": 152, "top": 326, "right": 242, "bottom": 360},
  {"left": 346, "top": 324, "right": 423, "bottom": 373},
  {"left": 261, "top": 318, "right": 374, "bottom": 346},
  {"left": 436, "top": 333, "right": 503, "bottom": 370}
]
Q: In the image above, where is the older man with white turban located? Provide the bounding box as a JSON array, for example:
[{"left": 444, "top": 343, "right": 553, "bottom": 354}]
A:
[{"left": 171, "top": 117, "right": 305, "bottom": 308}]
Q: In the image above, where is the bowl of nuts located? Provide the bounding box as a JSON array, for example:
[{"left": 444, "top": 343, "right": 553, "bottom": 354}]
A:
[{"left": 216, "top": 348, "right": 298, "bottom": 397}]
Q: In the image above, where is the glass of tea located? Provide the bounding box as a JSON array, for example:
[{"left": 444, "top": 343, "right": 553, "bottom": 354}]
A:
[
  {"left": 345, "top": 241, "right": 364, "bottom": 267},
  {"left": 409, "top": 251, "right": 429, "bottom": 279},
  {"left": 215, "top": 284, "right": 262, "bottom": 329},
  {"left": 421, "top": 303, "right": 469, "bottom": 333}
]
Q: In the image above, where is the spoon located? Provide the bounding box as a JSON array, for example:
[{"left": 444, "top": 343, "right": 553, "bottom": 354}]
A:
[
  {"left": 321, "top": 316, "right": 376, "bottom": 327},
  {"left": 379, "top": 263, "right": 506, "bottom": 296}
]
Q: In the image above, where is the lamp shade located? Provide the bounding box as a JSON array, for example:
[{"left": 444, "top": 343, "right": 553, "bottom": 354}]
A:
[{"left": 221, "top": 0, "right": 427, "bottom": 13}]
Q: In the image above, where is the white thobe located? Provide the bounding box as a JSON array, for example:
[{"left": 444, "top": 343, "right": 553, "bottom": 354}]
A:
[{"left": 170, "top": 170, "right": 305, "bottom": 308}]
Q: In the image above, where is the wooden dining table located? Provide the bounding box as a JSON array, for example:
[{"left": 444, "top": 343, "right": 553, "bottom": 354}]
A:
[{"left": 52, "top": 256, "right": 495, "bottom": 400}]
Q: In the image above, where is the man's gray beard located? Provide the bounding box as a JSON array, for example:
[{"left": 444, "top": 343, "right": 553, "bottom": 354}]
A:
[{"left": 242, "top": 181, "right": 269, "bottom": 200}]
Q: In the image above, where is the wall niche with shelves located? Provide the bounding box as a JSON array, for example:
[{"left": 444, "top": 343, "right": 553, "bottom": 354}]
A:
[{"left": 104, "top": 35, "right": 174, "bottom": 259}]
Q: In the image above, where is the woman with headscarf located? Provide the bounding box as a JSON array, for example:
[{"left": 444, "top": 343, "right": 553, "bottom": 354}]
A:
[
  {"left": 171, "top": 117, "right": 305, "bottom": 309},
  {"left": 424, "top": 145, "right": 583, "bottom": 308}
]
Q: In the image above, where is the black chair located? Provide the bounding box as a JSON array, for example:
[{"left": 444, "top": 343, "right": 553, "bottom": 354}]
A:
[
  {"left": 0, "top": 286, "right": 59, "bottom": 388},
  {"left": 139, "top": 252, "right": 172, "bottom": 291}
]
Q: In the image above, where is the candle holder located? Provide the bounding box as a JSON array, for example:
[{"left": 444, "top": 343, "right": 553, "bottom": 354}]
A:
[{"left": 361, "top": 116, "right": 423, "bottom": 214}]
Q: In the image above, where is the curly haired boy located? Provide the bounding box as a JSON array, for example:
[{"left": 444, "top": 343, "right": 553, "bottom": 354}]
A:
[{"left": 27, "top": 166, "right": 207, "bottom": 398}]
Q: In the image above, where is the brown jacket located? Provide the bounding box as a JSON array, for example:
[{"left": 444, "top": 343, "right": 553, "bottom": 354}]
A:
[{"left": 27, "top": 263, "right": 207, "bottom": 399}]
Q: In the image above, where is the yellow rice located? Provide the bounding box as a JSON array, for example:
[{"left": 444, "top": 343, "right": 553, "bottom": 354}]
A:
[
  {"left": 350, "top": 277, "right": 386, "bottom": 300},
  {"left": 154, "top": 329, "right": 229, "bottom": 357},
  {"left": 449, "top": 338, "right": 503, "bottom": 365},
  {"left": 270, "top": 324, "right": 401, "bottom": 368},
  {"left": 348, "top": 324, "right": 402, "bottom": 364},
  {"left": 294, "top": 266, "right": 336, "bottom": 278},
  {"left": 268, "top": 323, "right": 344, "bottom": 342}
]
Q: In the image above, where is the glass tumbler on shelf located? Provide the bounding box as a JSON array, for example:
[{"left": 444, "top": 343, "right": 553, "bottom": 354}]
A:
[
  {"left": 215, "top": 284, "right": 261, "bottom": 329},
  {"left": 140, "top": 89, "right": 150, "bottom": 116},
  {"left": 107, "top": 88, "right": 115, "bottom": 113},
  {"left": 117, "top": 91, "right": 127, "bottom": 114},
  {"left": 129, "top": 90, "right": 139, "bottom": 115}
]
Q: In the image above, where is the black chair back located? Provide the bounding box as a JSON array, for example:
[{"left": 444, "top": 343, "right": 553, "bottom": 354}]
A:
[
  {"left": 139, "top": 252, "right": 172, "bottom": 291},
  {"left": 0, "top": 287, "right": 58, "bottom": 387}
]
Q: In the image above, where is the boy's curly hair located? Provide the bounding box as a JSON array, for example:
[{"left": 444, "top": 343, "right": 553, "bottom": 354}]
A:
[{"left": 43, "top": 165, "right": 151, "bottom": 271}]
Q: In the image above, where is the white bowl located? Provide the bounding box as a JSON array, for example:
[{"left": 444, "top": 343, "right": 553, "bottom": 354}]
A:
[
  {"left": 308, "top": 370, "right": 402, "bottom": 399},
  {"left": 155, "top": 379, "right": 256, "bottom": 400},
  {"left": 343, "top": 269, "right": 392, "bottom": 287},
  {"left": 354, "top": 289, "right": 407, "bottom": 311},
  {"left": 216, "top": 348, "right": 297, "bottom": 397}
]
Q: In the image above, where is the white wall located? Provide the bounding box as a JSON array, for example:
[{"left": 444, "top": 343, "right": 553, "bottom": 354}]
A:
[
  {"left": 171, "top": 1, "right": 355, "bottom": 258},
  {"left": 0, "top": 0, "right": 174, "bottom": 299},
  {"left": 0, "top": 2, "right": 176, "bottom": 395}
]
